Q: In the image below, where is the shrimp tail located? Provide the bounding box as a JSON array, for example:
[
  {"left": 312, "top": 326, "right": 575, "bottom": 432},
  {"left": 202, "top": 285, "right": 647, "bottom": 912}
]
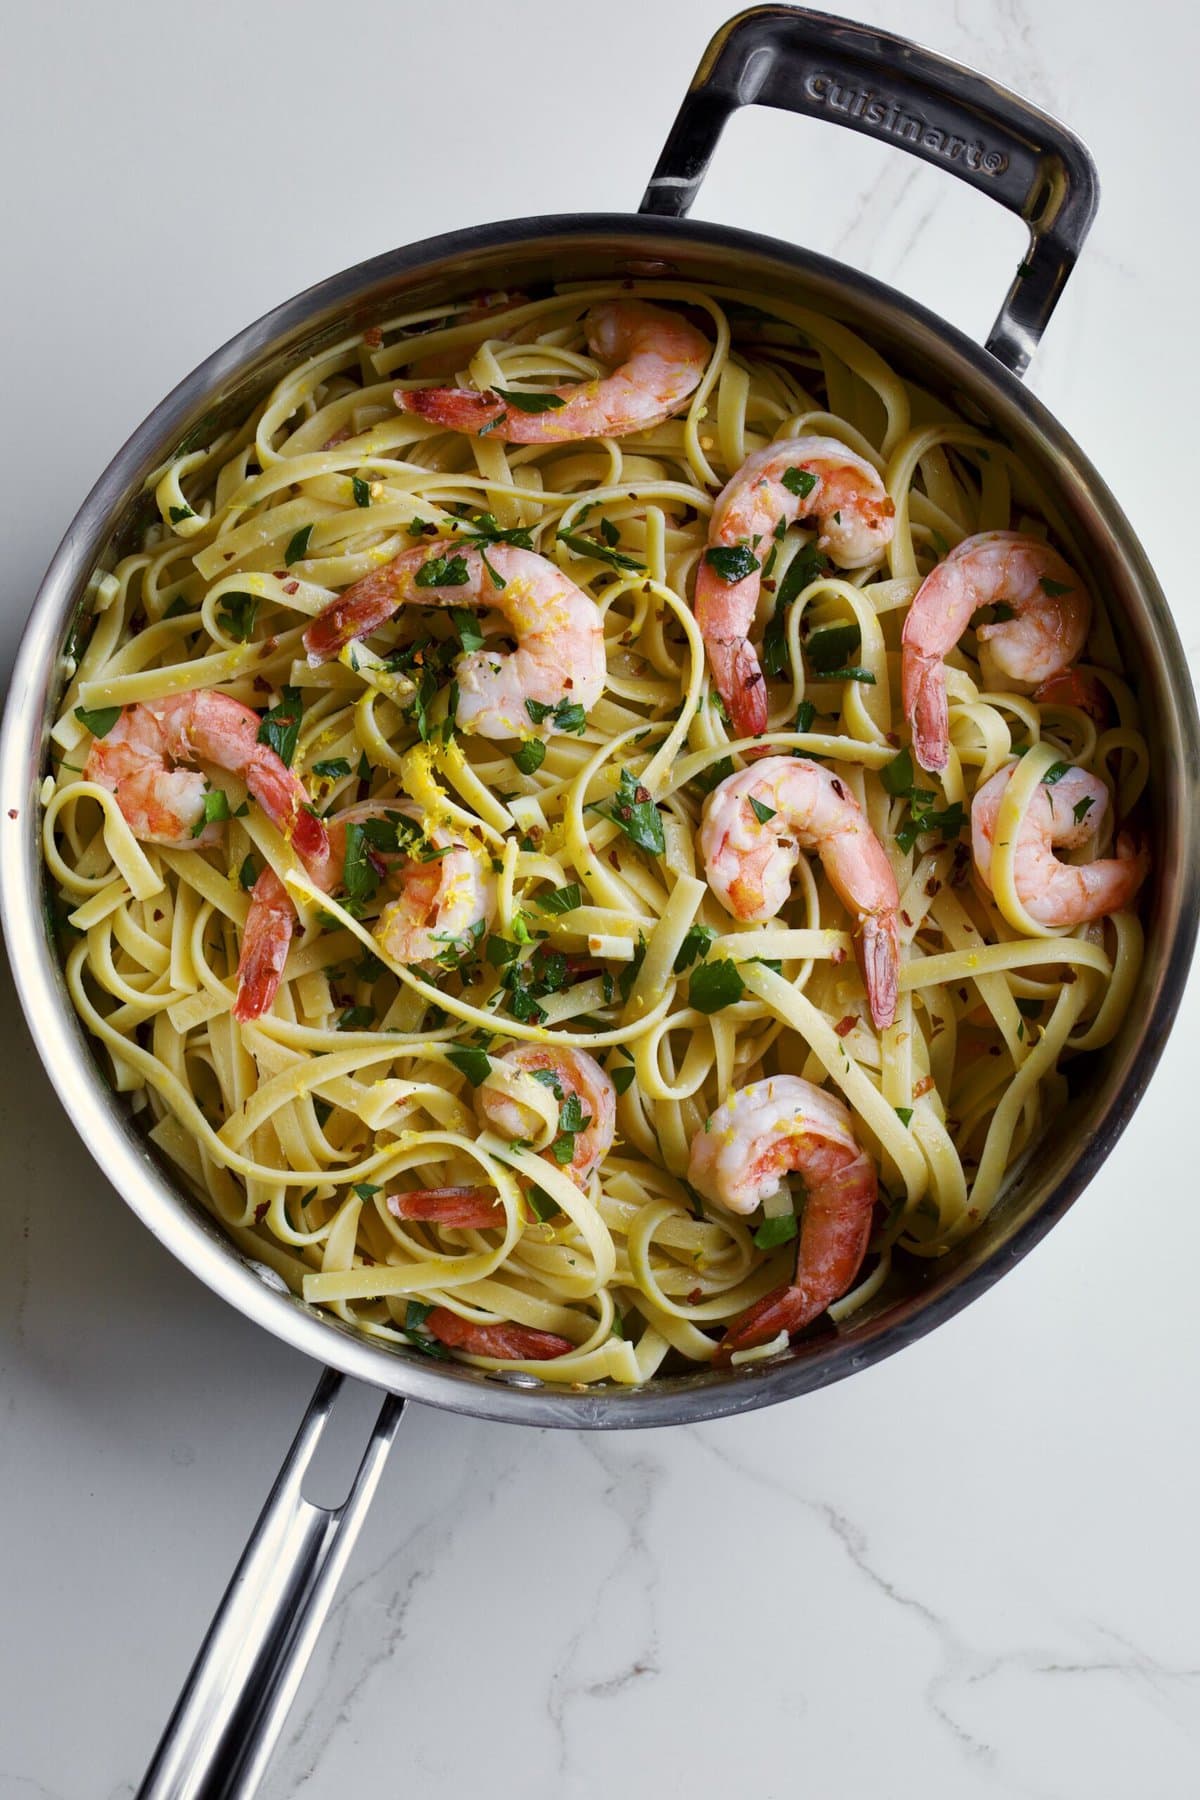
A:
[
  {"left": 233, "top": 868, "right": 294, "bottom": 1022},
  {"left": 397, "top": 387, "right": 506, "bottom": 437},
  {"left": 858, "top": 910, "right": 900, "bottom": 1031},
  {"left": 902, "top": 650, "right": 949, "bottom": 774},
  {"left": 424, "top": 1308, "right": 573, "bottom": 1361},
  {"left": 303, "top": 568, "right": 403, "bottom": 665},
  {"left": 711, "top": 637, "right": 769, "bottom": 737},
  {"left": 387, "top": 1186, "right": 505, "bottom": 1229},
  {"left": 713, "top": 1282, "right": 818, "bottom": 1363}
]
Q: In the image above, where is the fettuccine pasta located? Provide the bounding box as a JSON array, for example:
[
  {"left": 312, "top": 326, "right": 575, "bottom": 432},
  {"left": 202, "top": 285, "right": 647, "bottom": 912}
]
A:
[{"left": 42, "top": 281, "right": 1149, "bottom": 1385}]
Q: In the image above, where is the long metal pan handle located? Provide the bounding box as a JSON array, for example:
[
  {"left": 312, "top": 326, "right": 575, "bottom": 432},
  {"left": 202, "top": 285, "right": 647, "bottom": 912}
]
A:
[
  {"left": 137, "top": 1369, "right": 405, "bottom": 1799},
  {"left": 639, "top": 4, "right": 1099, "bottom": 376}
]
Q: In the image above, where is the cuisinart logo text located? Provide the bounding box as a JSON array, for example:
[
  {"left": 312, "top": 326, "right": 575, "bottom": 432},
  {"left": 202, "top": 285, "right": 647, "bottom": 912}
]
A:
[{"left": 804, "top": 72, "right": 1009, "bottom": 175}]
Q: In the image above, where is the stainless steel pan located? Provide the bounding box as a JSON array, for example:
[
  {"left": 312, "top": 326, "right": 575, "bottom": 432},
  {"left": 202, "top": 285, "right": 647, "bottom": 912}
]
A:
[{"left": 3, "top": 9, "right": 1196, "bottom": 1795}]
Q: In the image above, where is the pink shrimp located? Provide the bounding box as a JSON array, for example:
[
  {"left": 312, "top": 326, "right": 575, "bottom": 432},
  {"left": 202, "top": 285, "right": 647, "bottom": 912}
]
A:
[
  {"left": 396, "top": 298, "right": 709, "bottom": 442},
  {"left": 901, "top": 531, "right": 1091, "bottom": 773},
  {"left": 695, "top": 435, "right": 895, "bottom": 737},
  {"left": 84, "top": 690, "right": 332, "bottom": 872},
  {"left": 423, "top": 1307, "right": 573, "bottom": 1361},
  {"left": 477, "top": 1044, "right": 617, "bottom": 1187},
  {"left": 1033, "top": 666, "right": 1110, "bottom": 723},
  {"left": 387, "top": 1186, "right": 506, "bottom": 1229},
  {"left": 303, "top": 541, "right": 605, "bottom": 739},
  {"left": 699, "top": 757, "right": 900, "bottom": 1029},
  {"left": 971, "top": 762, "right": 1148, "bottom": 927},
  {"left": 686, "top": 1076, "right": 878, "bottom": 1359}
]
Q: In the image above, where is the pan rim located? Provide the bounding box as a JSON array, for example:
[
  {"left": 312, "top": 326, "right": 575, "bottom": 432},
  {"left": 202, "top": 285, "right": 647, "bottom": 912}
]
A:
[{"left": 4, "top": 210, "right": 1197, "bottom": 1428}]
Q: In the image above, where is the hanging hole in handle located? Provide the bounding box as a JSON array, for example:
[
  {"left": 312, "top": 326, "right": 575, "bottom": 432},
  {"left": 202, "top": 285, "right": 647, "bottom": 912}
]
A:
[
  {"left": 1027, "top": 173, "right": 1055, "bottom": 226},
  {"left": 300, "top": 1378, "right": 394, "bottom": 1510}
]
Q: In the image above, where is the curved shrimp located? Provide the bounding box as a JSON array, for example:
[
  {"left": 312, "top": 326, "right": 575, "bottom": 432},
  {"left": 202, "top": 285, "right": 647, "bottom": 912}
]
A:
[
  {"left": 699, "top": 757, "right": 900, "bottom": 1029},
  {"left": 387, "top": 1186, "right": 506, "bottom": 1229},
  {"left": 423, "top": 1307, "right": 573, "bottom": 1361},
  {"left": 303, "top": 541, "right": 605, "bottom": 739},
  {"left": 971, "top": 762, "right": 1148, "bottom": 928},
  {"left": 396, "top": 298, "right": 709, "bottom": 443},
  {"left": 695, "top": 435, "right": 895, "bottom": 737},
  {"left": 477, "top": 1044, "right": 617, "bottom": 1187},
  {"left": 235, "top": 800, "right": 495, "bottom": 1021},
  {"left": 901, "top": 531, "right": 1091, "bottom": 773},
  {"left": 84, "top": 690, "right": 332, "bottom": 873},
  {"left": 686, "top": 1076, "right": 877, "bottom": 1359},
  {"left": 1033, "top": 666, "right": 1110, "bottom": 723}
]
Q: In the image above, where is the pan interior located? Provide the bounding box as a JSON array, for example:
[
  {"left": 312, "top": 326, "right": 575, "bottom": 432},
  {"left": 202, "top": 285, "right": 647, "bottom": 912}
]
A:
[{"left": 11, "top": 217, "right": 1197, "bottom": 1427}]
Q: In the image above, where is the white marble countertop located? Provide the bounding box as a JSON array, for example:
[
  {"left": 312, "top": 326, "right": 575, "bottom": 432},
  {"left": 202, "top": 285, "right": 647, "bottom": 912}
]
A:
[{"left": 2, "top": 0, "right": 1198, "bottom": 1794}]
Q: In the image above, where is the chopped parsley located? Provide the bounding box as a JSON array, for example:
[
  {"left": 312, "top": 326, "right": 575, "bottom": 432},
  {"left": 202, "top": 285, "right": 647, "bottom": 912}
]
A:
[
  {"left": 1039, "top": 577, "right": 1072, "bottom": 598},
  {"left": 492, "top": 387, "right": 567, "bottom": 413},
  {"left": 534, "top": 884, "right": 582, "bottom": 915},
  {"left": 611, "top": 1064, "right": 636, "bottom": 1096},
  {"left": 894, "top": 1106, "right": 914, "bottom": 1128},
  {"left": 806, "top": 622, "right": 861, "bottom": 674},
  {"left": 284, "top": 524, "right": 313, "bottom": 565},
  {"left": 525, "top": 697, "right": 587, "bottom": 734},
  {"left": 446, "top": 1045, "right": 492, "bottom": 1086},
  {"left": 762, "top": 546, "right": 829, "bottom": 676},
  {"left": 216, "top": 591, "right": 260, "bottom": 642},
  {"left": 256, "top": 686, "right": 304, "bottom": 766},
  {"left": 514, "top": 739, "right": 546, "bottom": 775},
  {"left": 588, "top": 768, "right": 665, "bottom": 855},
  {"left": 881, "top": 747, "right": 915, "bottom": 796},
  {"left": 781, "top": 467, "right": 818, "bottom": 500},
  {"left": 1072, "top": 795, "right": 1095, "bottom": 825},
  {"left": 414, "top": 553, "right": 470, "bottom": 589},
  {"left": 695, "top": 754, "right": 734, "bottom": 795},
  {"left": 704, "top": 544, "right": 760, "bottom": 583},
  {"left": 312, "top": 757, "right": 351, "bottom": 780},
  {"left": 73, "top": 704, "right": 121, "bottom": 739},
  {"left": 673, "top": 923, "right": 715, "bottom": 974},
  {"left": 688, "top": 958, "right": 745, "bottom": 1013},
  {"left": 238, "top": 854, "right": 259, "bottom": 892},
  {"left": 169, "top": 504, "right": 194, "bottom": 524},
  {"left": 1042, "top": 760, "right": 1071, "bottom": 785},
  {"left": 557, "top": 529, "right": 645, "bottom": 572},
  {"left": 336, "top": 1005, "right": 374, "bottom": 1031},
  {"left": 450, "top": 607, "right": 484, "bottom": 654},
  {"left": 753, "top": 1212, "right": 798, "bottom": 1250},
  {"left": 191, "top": 788, "right": 230, "bottom": 837},
  {"left": 352, "top": 476, "right": 371, "bottom": 508},
  {"left": 748, "top": 796, "right": 776, "bottom": 825}
]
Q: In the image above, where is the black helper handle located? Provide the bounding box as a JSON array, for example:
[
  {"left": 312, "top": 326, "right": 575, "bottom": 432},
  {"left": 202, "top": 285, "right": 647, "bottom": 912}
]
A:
[{"left": 639, "top": 5, "right": 1099, "bottom": 376}]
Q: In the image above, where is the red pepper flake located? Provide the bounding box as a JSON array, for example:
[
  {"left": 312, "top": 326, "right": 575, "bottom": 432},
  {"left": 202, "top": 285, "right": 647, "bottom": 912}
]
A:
[
  {"left": 886, "top": 731, "right": 900, "bottom": 747},
  {"left": 1062, "top": 969, "right": 1077, "bottom": 984},
  {"left": 608, "top": 850, "right": 621, "bottom": 869},
  {"left": 988, "top": 1045, "right": 1002, "bottom": 1056},
  {"left": 924, "top": 876, "right": 942, "bottom": 898},
  {"left": 283, "top": 580, "right": 299, "bottom": 595},
  {"left": 7, "top": 809, "right": 16, "bottom": 820},
  {"left": 254, "top": 1202, "right": 269, "bottom": 1224},
  {"left": 900, "top": 909, "right": 913, "bottom": 927},
  {"left": 152, "top": 909, "right": 163, "bottom": 923},
  {"left": 362, "top": 326, "right": 383, "bottom": 348},
  {"left": 273, "top": 569, "right": 288, "bottom": 579},
  {"left": 913, "top": 1074, "right": 935, "bottom": 1099},
  {"left": 687, "top": 1286, "right": 702, "bottom": 1305},
  {"left": 360, "top": 1251, "right": 377, "bottom": 1266},
  {"left": 834, "top": 1014, "right": 856, "bottom": 1038},
  {"left": 830, "top": 945, "right": 847, "bottom": 964},
  {"left": 253, "top": 675, "right": 272, "bottom": 693},
  {"left": 762, "top": 578, "right": 776, "bottom": 593}
]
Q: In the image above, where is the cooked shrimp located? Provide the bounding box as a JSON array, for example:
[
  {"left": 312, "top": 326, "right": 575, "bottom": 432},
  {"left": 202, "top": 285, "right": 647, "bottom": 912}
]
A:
[
  {"left": 236, "top": 800, "right": 494, "bottom": 1020},
  {"left": 396, "top": 298, "right": 709, "bottom": 442},
  {"left": 686, "top": 1075, "right": 877, "bottom": 1358},
  {"left": 387, "top": 1186, "right": 506, "bottom": 1229},
  {"left": 85, "top": 690, "right": 332, "bottom": 872},
  {"left": 423, "top": 1307, "right": 573, "bottom": 1361},
  {"left": 233, "top": 868, "right": 296, "bottom": 1023},
  {"left": 303, "top": 541, "right": 605, "bottom": 738},
  {"left": 477, "top": 1044, "right": 617, "bottom": 1186},
  {"left": 695, "top": 435, "right": 895, "bottom": 736},
  {"left": 972, "top": 762, "right": 1148, "bottom": 927},
  {"left": 372, "top": 824, "right": 496, "bottom": 967},
  {"left": 1033, "top": 666, "right": 1110, "bottom": 722},
  {"left": 699, "top": 757, "right": 900, "bottom": 1029},
  {"left": 901, "top": 531, "right": 1091, "bottom": 773}
]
